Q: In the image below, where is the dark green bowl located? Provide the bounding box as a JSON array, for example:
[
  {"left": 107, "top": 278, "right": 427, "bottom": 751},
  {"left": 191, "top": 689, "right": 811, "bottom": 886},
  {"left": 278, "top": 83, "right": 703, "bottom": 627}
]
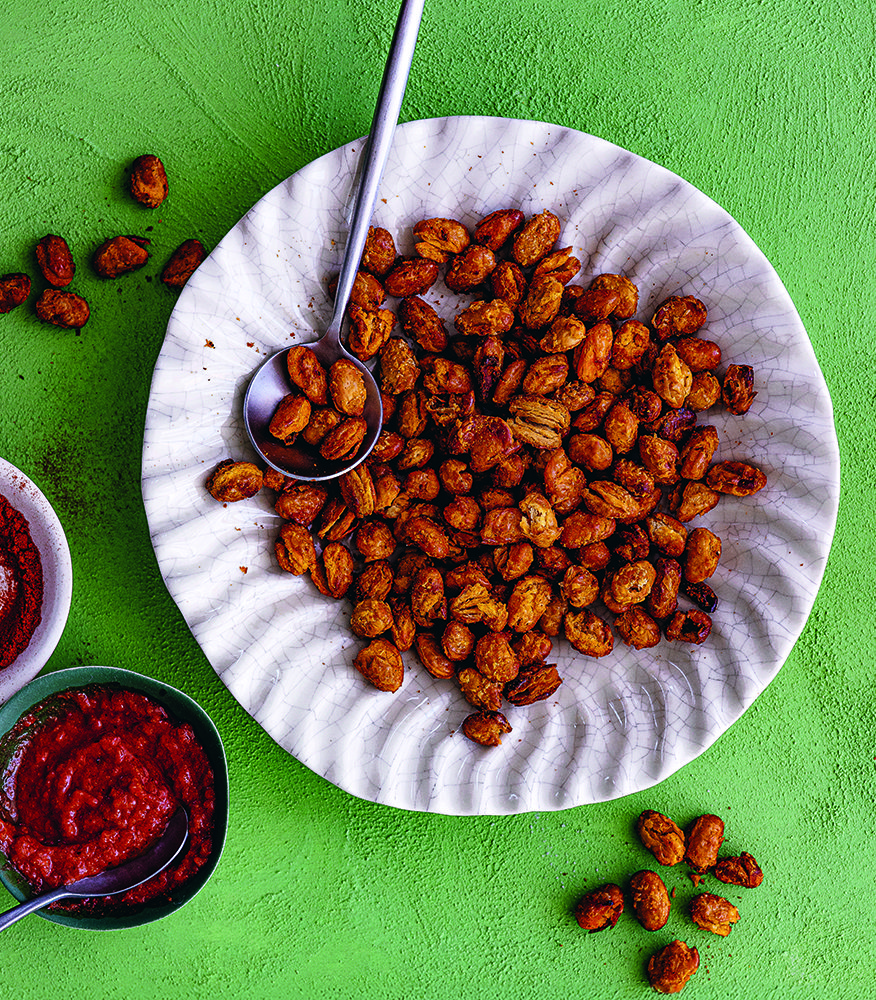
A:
[{"left": 0, "top": 666, "right": 228, "bottom": 930}]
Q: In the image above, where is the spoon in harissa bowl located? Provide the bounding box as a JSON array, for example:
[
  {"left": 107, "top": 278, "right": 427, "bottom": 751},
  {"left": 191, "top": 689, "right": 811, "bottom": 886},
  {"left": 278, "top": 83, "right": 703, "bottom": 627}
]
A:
[
  {"left": 243, "top": 0, "right": 425, "bottom": 483},
  {"left": 0, "top": 807, "right": 189, "bottom": 931}
]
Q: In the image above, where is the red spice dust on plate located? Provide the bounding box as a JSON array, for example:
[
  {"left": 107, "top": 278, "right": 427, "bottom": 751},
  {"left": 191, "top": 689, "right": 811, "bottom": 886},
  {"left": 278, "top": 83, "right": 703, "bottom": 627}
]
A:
[
  {"left": 0, "top": 492, "right": 44, "bottom": 670},
  {"left": 0, "top": 684, "right": 215, "bottom": 915}
]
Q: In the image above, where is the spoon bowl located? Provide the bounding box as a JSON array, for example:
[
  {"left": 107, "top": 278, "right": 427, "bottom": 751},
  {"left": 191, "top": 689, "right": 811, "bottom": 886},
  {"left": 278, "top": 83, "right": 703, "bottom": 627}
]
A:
[
  {"left": 243, "top": 342, "right": 383, "bottom": 481},
  {"left": 0, "top": 807, "right": 189, "bottom": 932}
]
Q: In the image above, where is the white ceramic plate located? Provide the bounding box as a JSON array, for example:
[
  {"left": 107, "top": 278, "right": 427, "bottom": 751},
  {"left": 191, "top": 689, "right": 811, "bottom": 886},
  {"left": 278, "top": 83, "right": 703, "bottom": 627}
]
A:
[
  {"left": 0, "top": 458, "right": 73, "bottom": 703},
  {"left": 142, "top": 116, "right": 840, "bottom": 815}
]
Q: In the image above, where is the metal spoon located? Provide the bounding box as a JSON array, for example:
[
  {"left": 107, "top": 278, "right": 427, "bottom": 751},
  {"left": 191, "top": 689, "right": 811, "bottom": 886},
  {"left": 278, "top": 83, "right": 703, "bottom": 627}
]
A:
[
  {"left": 243, "top": 0, "right": 425, "bottom": 482},
  {"left": 0, "top": 807, "right": 189, "bottom": 931}
]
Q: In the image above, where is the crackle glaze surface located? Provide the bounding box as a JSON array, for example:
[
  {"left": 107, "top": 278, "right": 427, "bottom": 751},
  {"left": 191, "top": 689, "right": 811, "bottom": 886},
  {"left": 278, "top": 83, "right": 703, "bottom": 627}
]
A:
[{"left": 142, "top": 117, "right": 839, "bottom": 815}]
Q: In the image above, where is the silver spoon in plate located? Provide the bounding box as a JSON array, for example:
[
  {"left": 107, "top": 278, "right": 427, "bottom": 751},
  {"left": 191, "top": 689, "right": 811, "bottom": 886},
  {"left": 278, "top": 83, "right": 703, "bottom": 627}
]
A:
[
  {"left": 243, "top": 0, "right": 425, "bottom": 482},
  {"left": 0, "top": 807, "right": 189, "bottom": 931}
]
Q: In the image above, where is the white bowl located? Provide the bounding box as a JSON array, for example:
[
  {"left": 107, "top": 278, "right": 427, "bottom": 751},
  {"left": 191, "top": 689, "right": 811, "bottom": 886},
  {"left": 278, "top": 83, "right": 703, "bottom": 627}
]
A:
[
  {"left": 0, "top": 457, "right": 73, "bottom": 702},
  {"left": 143, "top": 117, "right": 840, "bottom": 814}
]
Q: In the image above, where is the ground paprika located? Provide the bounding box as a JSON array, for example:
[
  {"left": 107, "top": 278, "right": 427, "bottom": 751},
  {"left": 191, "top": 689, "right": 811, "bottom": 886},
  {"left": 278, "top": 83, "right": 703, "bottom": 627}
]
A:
[{"left": 0, "top": 493, "right": 44, "bottom": 669}]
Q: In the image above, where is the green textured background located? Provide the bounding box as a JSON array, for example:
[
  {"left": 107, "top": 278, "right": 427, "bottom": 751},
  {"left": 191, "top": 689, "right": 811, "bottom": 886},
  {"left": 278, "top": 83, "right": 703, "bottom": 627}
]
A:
[{"left": 0, "top": 0, "right": 873, "bottom": 997}]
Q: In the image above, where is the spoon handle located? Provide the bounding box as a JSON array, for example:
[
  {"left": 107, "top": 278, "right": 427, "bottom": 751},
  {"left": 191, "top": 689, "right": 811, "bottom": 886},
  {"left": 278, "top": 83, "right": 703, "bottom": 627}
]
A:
[
  {"left": 326, "top": 0, "right": 425, "bottom": 341},
  {"left": 0, "top": 886, "right": 72, "bottom": 932}
]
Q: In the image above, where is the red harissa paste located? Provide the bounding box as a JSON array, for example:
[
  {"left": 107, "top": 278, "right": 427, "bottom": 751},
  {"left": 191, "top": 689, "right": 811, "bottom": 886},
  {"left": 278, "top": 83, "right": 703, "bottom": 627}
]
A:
[
  {"left": 0, "top": 684, "right": 215, "bottom": 914},
  {"left": 0, "top": 492, "right": 44, "bottom": 670}
]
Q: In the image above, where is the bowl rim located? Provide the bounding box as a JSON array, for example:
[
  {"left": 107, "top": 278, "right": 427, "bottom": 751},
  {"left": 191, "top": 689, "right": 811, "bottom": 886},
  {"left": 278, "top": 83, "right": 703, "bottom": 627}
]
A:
[
  {"left": 0, "top": 665, "right": 229, "bottom": 930},
  {"left": 0, "top": 456, "right": 73, "bottom": 703}
]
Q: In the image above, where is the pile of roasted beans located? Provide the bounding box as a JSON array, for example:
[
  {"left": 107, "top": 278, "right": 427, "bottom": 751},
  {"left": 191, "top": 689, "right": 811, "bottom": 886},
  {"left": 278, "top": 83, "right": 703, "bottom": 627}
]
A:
[{"left": 207, "top": 207, "right": 767, "bottom": 747}]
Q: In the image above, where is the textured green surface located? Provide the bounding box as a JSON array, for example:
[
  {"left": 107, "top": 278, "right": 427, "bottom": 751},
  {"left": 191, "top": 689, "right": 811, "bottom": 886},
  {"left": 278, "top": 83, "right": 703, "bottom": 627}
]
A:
[{"left": 0, "top": 0, "right": 873, "bottom": 997}]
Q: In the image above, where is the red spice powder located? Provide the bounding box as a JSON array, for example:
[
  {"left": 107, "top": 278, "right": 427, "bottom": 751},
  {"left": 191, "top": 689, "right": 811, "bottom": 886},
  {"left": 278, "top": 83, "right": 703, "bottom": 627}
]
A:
[{"left": 0, "top": 493, "right": 44, "bottom": 669}]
